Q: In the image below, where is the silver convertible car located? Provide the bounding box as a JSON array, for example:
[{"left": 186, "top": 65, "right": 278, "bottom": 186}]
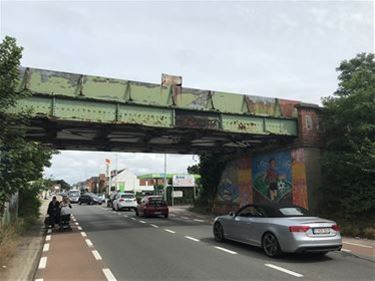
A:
[{"left": 213, "top": 204, "right": 342, "bottom": 257}]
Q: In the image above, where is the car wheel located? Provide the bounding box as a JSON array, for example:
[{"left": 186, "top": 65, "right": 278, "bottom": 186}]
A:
[
  {"left": 262, "top": 232, "right": 282, "bottom": 258},
  {"left": 164, "top": 214, "right": 168, "bottom": 218},
  {"left": 135, "top": 210, "right": 139, "bottom": 216},
  {"left": 213, "top": 222, "right": 225, "bottom": 242}
]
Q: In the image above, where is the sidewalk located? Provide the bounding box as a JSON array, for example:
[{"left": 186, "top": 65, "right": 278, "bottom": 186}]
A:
[
  {"left": 0, "top": 199, "right": 49, "bottom": 281},
  {"left": 176, "top": 205, "right": 375, "bottom": 260}
]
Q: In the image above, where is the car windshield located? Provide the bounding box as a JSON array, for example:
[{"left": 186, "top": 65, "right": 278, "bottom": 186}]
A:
[
  {"left": 278, "top": 207, "right": 310, "bottom": 216},
  {"left": 69, "top": 191, "right": 79, "bottom": 196},
  {"left": 121, "top": 194, "right": 134, "bottom": 199}
]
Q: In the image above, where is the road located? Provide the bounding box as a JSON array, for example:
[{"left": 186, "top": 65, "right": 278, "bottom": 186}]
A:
[{"left": 35, "top": 204, "right": 375, "bottom": 281}]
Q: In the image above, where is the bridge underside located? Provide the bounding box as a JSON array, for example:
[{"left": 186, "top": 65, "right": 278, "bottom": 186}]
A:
[{"left": 23, "top": 119, "right": 295, "bottom": 154}]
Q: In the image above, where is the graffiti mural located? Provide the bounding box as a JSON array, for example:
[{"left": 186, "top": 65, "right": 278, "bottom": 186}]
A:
[
  {"left": 291, "top": 149, "right": 308, "bottom": 209},
  {"left": 252, "top": 151, "right": 292, "bottom": 202},
  {"left": 216, "top": 161, "right": 240, "bottom": 203}
]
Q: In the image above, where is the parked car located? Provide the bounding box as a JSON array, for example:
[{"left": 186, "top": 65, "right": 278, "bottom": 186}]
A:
[
  {"left": 213, "top": 204, "right": 342, "bottom": 257},
  {"left": 136, "top": 196, "right": 169, "bottom": 218},
  {"left": 68, "top": 190, "right": 80, "bottom": 203},
  {"left": 107, "top": 192, "right": 118, "bottom": 208},
  {"left": 79, "top": 193, "right": 103, "bottom": 205},
  {"left": 112, "top": 192, "right": 137, "bottom": 211}
]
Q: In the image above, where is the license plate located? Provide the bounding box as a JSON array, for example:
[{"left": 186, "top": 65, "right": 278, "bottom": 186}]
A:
[
  {"left": 313, "top": 228, "right": 330, "bottom": 234},
  {"left": 154, "top": 212, "right": 161, "bottom": 215},
  {"left": 125, "top": 200, "right": 132, "bottom": 202}
]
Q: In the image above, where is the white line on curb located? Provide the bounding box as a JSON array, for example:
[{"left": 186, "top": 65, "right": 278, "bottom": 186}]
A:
[
  {"left": 165, "top": 229, "right": 176, "bottom": 234},
  {"left": 150, "top": 224, "right": 159, "bottom": 228},
  {"left": 103, "top": 268, "right": 117, "bottom": 281},
  {"left": 92, "top": 250, "right": 102, "bottom": 260},
  {"left": 77, "top": 226, "right": 82, "bottom": 231},
  {"left": 185, "top": 236, "right": 200, "bottom": 242},
  {"left": 343, "top": 241, "right": 373, "bottom": 248},
  {"left": 38, "top": 257, "right": 47, "bottom": 269},
  {"left": 43, "top": 243, "right": 50, "bottom": 252},
  {"left": 193, "top": 219, "right": 205, "bottom": 222},
  {"left": 139, "top": 220, "right": 146, "bottom": 224},
  {"left": 214, "top": 246, "right": 237, "bottom": 255},
  {"left": 342, "top": 248, "right": 352, "bottom": 252},
  {"left": 265, "top": 264, "right": 303, "bottom": 278},
  {"left": 81, "top": 232, "right": 87, "bottom": 237},
  {"left": 85, "top": 239, "right": 93, "bottom": 247},
  {"left": 47, "top": 229, "right": 52, "bottom": 234},
  {"left": 46, "top": 235, "right": 51, "bottom": 241}
]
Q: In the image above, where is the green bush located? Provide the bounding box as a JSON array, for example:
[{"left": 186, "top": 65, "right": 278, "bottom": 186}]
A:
[{"left": 18, "top": 185, "right": 41, "bottom": 224}]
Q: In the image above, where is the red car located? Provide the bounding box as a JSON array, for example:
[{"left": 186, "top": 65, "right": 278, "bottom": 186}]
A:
[{"left": 136, "top": 196, "right": 169, "bottom": 218}]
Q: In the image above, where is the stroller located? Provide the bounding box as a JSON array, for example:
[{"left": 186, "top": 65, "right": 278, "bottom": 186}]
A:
[
  {"left": 59, "top": 214, "right": 72, "bottom": 231},
  {"left": 59, "top": 206, "right": 72, "bottom": 231}
]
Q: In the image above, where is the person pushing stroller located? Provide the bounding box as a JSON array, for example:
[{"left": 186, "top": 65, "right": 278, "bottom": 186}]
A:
[{"left": 47, "top": 196, "right": 60, "bottom": 228}]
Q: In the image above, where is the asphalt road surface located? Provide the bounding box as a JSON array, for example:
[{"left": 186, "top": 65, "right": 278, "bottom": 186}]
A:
[{"left": 37, "top": 204, "right": 375, "bottom": 281}]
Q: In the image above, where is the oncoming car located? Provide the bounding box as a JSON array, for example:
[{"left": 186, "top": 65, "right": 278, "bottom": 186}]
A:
[
  {"left": 213, "top": 204, "right": 342, "bottom": 257},
  {"left": 68, "top": 190, "right": 80, "bottom": 203},
  {"left": 112, "top": 192, "right": 137, "bottom": 211}
]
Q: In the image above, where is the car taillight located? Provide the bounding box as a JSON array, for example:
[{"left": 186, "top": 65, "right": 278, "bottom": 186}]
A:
[
  {"left": 289, "top": 226, "right": 310, "bottom": 232},
  {"left": 119, "top": 199, "right": 124, "bottom": 202},
  {"left": 331, "top": 224, "right": 340, "bottom": 232}
]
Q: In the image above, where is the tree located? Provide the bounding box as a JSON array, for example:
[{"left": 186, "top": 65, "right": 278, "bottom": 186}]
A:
[
  {"left": 187, "top": 164, "right": 200, "bottom": 174},
  {"left": 0, "top": 36, "right": 54, "bottom": 214},
  {"left": 320, "top": 53, "right": 375, "bottom": 219}
]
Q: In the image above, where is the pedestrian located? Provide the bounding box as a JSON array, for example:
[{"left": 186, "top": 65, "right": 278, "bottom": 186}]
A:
[{"left": 47, "top": 196, "right": 60, "bottom": 228}]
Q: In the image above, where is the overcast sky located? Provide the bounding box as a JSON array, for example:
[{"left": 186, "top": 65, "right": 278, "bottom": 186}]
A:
[{"left": 0, "top": 0, "right": 373, "bottom": 184}]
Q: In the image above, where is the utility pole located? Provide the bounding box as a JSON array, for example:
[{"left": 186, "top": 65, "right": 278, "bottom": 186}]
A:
[{"left": 163, "top": 154, "right": 167, "bottom": 202}]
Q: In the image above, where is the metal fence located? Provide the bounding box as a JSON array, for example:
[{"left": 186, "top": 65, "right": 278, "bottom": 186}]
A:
[{"left": 1, "top": 192, "right": 19, "bottom": 225}]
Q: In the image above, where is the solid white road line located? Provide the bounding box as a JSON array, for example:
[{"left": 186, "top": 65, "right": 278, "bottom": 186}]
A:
[
  {"left": 38, "top": 257, "right": 47, "bottom": 269},
  {"left": 165, "top": 229, "right": 176, "bottom": 234},
  {"left": 193, "top": 219, "right": 205, "bottom": 222},
  {"left": 85, "top": 239, "right": 93, "bottom": 247},
  {"left": 150, "top": 224, "right": 159, "bottom": 228},
  {"left": 139, "top": 220, "right": 146, "bottom": 224},
  {"left": 214, "top": 246, "right": 237, "bottom": 254},
  {"left": 81, "top": 232, "right": 87, "bottom": 237},
  {"left": 342, "top": 248, "right": 352, "bottom": 252},
  {"left": 42, "top": 243, "right": 50, "bottom": 252},
  {"left": 91, "top": 250, "right": 102, "bottom": 260},
  {"left": 77, "top": 226, "right": 82, "bottom": 231},
  {"left": 102, "top": 268, "right": 117, "bottom": 281},
  {"left": 343, "top": 241, "right": 373, "bottom": 248},
  {"left": 265, "top": 264, "right": 303, "bottom": 278},
  {"left": 45, "top": 235, "right": 51, "bottom": 241},
  {"left": 184, "top": 236, "right": 200, "bottom": 242},
  {"left": 47, "top": 229, "right": 52, "bottom": 234}
]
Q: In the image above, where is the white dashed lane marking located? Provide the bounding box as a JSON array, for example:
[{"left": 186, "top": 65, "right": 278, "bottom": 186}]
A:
[
  {"left": 103, "top": 268, "right": 117, "bottom": 281},
  {"left": 130, "top": 218, "right": 136, "bottom": 221},
  {"left": 265, "top": 264, "right": 303, "bottom": 278},
  {"left": 342, "top": 248, "right": 352, "bottom": 252},
  {"left": 38, "top": 257, "right": 47, "bottom": 269},
  {"left": 139, "top": 220, "right": 146, "bottom": 224},
  {"left": 46, "top": 235, "right": 51, "bottom": 241},
  {"left": 343, "top": 241, "right": 373, "bottom": 248},
  {"left": 74, "top": 222, "right": 79, "bottom": 226},
  {"left": 214, "top": 246, "right": 237, "bottom": 255},
  {"left": 164, "top": 229, "right": 176, "bottom": 234},
  {"left": 92, "top": 250, "right": 102, "bottom": 260},
  {"left": 77, "top": 226, "right": 82, "bottom": 231},
  {"left": 184, "top": 236, "right": 200, "bottom": 242},
  {"left": 81, "top": 232, "right": 87, "bottom": 237},
  {"left": 85, "top": 239, "right": 94, "bottom": 247},
  {"left": 42, "top": 243, "right": 50, "bottom": 252},
  {"left": 35, "top": 278, "right": 44, "bottom": 281},
  {"left": 47, "top": 229, "right": 52, "bottom": 234},
  {"left": 123, "top": 215, "right": 128, "bottom": 218},
  {"left": 193, "top": 219, "right": 205, "bottom": 222},
  {"left": 150, "top": 224, "right": 159, "bottom": 228}
]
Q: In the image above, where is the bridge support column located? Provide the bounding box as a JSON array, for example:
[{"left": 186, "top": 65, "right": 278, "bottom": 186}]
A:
[{"left": 213, "top": 104, "right": 323, "bottom": 214}]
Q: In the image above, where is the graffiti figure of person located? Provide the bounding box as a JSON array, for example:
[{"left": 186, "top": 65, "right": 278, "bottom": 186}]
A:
[{"left": 265, "top": 159, "right": 278, "bottom": 201}]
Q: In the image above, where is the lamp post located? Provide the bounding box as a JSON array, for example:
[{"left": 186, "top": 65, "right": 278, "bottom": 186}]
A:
[{"left": 163, "top": 154, "right": 167, "bottom": 202}]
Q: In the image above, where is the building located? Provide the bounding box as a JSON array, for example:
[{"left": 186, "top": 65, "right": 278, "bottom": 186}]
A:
[{"left": 112, "top": 169, "right": 153, "bottom": 193}]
